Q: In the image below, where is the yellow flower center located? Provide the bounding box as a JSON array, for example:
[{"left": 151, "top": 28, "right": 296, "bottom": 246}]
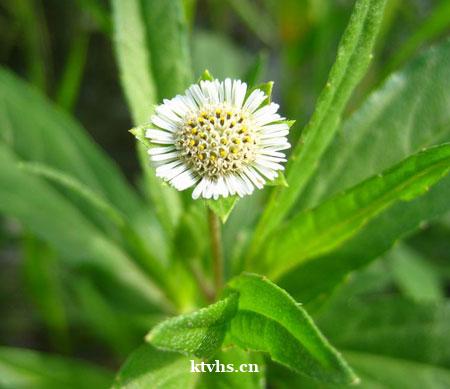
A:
[{"left": 176, "top": 103, "right": 258, "bottom": 178}]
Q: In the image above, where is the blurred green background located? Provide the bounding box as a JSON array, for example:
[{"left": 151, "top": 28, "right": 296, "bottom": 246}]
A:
[{"left": 1, "top": 0, "right": 449, "bottom": 372}]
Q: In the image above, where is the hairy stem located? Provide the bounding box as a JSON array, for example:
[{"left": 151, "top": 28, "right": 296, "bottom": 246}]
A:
[{"left": 208, "top": 209, "right": 224, "bottom": 298}]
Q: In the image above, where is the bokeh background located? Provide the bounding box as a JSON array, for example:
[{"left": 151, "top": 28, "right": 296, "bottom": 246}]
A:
[{"left": 1, "top": 0, "right": 449, "bottom": 370}]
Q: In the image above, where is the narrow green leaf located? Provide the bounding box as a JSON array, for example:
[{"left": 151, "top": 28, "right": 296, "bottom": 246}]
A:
[
  {"left": 207, "top": 197, "right": 239, "bottom": 224},
  {"left": 0, "top": 347, "right": 113, "bottom": 389},
  {"left": 113, "top": 345, "right": 198, "bottom": 389},
  {"left": 16, "top": 159, "right": 175, "bottom": 304},
  {"left": 249, "top": 0, "right": 387, "bottom": 258},
  {"left": 139, "top": 0, "right": 192, "bottom": 99},
  {"left": 0, "top": 145, "right": 170, "bottom": 311},
  {"left": 388, "top": 244, "right": 444, "bottom": 302},
  {"left": 242, "top": 51, "right": 268, "bottom": 87},
  {"left": 279, "top": 175, "right": 450, "bottom": 304},
  {"left": 301, "top": 37, "right": 450, "bottom": 211},
  {"left": 280, "top": 295, "right": 450, "bottom": 387},
  {"left": 55, "top": 30, "right": 89, "bottom": 111},
  {"left": 345, "top": 352, "right": 450, "bottom": 389},
  {"left": 22, "top": 237, "right": 70, "bottom": 353},
  {"left": 318, "top": 297, "right": 450, "bottom": 369},
  {"left": 111, "top": 0, "right": 182, "bottom": 235},
  {"left": 225, "top": 274, "right": 357, "bottom": 384},
  {"left": 383, "top": 1, "right": 450, "bottom": 76},
  {"left": 192, "top": 31, "right": 251, "bottom": 80},
  {"left": 19, "top": 161, "right": 126, "bottom": 229},
  {"left": 74, "top": 278, "right": 136, "bottom": 357},
  {"left": 261, "top": 144, "right": 450, "bottom": 279},
  {"left": 226, "top": 0, "right": 277, "bottom": 46},
  {"left": 146, "top": 294, "right": 239, "bottom": 358},
  {"left": 76, "top": 0, "right": 112, "bottom": 35},
  {"left": 278, "top": 38, "right": 450, "bottom": 304},
  {"left": 0, "top": 67, "right": 158, "bottom": 242}
]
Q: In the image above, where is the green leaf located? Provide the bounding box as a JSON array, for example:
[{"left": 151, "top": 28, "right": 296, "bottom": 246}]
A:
[
  {"left": 345, "top": 352, "right": 450, "bottom": 389},
  {"left": 388, "top": 244, "right": 444, "bottom": 302},
  {"left": 22, "top": 236, "right": 70, "bottom": 353},
  {"left": 249, "top": 0, "right": 388, "bottom": 258},
  {"left": 280, "top": 352, "right": 450, "bottom": 389},
  {"left": 225, "top": 273, "right": 357, "bottom": 384},
  {"left": 113, "top": 345, "right": 198, "bottom": 389},
  {"left": 383, "top": 1, "right": 450, "bottom": 76},
  {"left": 111, "top": 0, "right": 182, "bottom": 235},
  {"left": 318, "top": 297, "right": 450, "bottom": 368},
  {"left": 301, "top": 37, "right": 450, "bottom": 211},
  {"left": 279, "top": 175, "right": 450, "bottom": 304},
  {"left": 0, "top": 347, "right": 113, "bottom": 389},
  {"left": 242, "top": 51, "right": 268, "bottom": 87},
  {"left": 265, "top": 171, "right": 289, "bottom": 188},
  {"left": 74, "top": 278, "right": 137, "bottom": 357},
  {"left": 114, "top": 345, "right": 264, "bottom": 389},
  {"left": 226, "top": 0, "right": 277, "bottom": 46},
  {"left": 139, "top": 0, "right": 192, "bottom": 99},
  {"left": 196, "top": 348, "right": 265, "bottom": 389},
  {"left": 192, "top": 31, "right": 251, "bottom": 80},
  {"left": 0, "top": 144, "right": 170, "bottom": 311},
  {"left": 278, "top": 38, "right": 450, "bottom": 303},
  {"left": 287, "top": 293, "right": 450, "bottom": 388},
  {"left": 259, "top": 144, "right": 450, "bottom": 279},
  {"left": 0, "top": 67, "right": 159, "bottom": 243},
  {"left": 198, "top": 69, "right": 214, "bottom": 82},
  {"left": 207, "top": 197, "right": 239, "bottom": 224},
  {"left": 146, "top": 294, "right": 239, "bottom": 358},
  {"left": 19, "top": 161, "right": 126, "bottom": 230}
]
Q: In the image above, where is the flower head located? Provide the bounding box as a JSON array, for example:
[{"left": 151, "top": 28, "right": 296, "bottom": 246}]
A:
[{"left": 145, "top": 78, "right": 290, "bottom": 199}]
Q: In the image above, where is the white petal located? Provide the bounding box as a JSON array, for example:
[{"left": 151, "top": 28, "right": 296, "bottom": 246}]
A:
[
  {"left": 257, "top": 154, "right": 287, "bottom": 163},
  {"left": 260, "top": 137, "right": 290, "bottom": 146},
  {"left": 146, "top": 129, "right": 174, "bottom": 143},
  {"left": 150, "top": 151, "right": 179, "bottom": 162},
  {"left": 238, "top": 172, "right": 254, "bottom": 194},
  {"left": 155, "top": 104, "right": 183, "bottom": 124},
  {"left": 254, "top": 113, "right": 283, "bottom": 126},
  {"left": 170, "top": 169, "right": 198, "bottom": 190},
  {"left": 263, "top": 142, "right": 291, "bottom": 151},
  {"left": 224, "top": 78, "right": 232, "bottom": 103},
  {"left": 255, "top": 157, "right": 285, "bottom": 171},
  {"left": 224, "top": 175, "right": 236, "bottom": 196},
  {"left": 259, "top": 123, "right": 289, "bottom": 134},
  {"left": 161, "top": 163, "right": 187, "bottom": 181},
  {"left": 261, "top": 130, "right": 289, "bottom": 139},
  {"left": 254, "top": 163, "right": 278, "bottom": 180},
  {"left": 192, "top": 178, "right": 207, "bottom": 199},
  {"left": 243, "top": 89, "right": 266, "bottom": 112},
  {"left": 156, "top": 160, "right": 183, "bottom": 177},
  {"left": 244, "top": 167, "right": 265, "bottom": 189},
  {"left": 151, "top": 115, "right": 178, "bottom": 132},
  {"left": 163, "top": 96, "right": 189, "bottom": 117},
  {"left": 217, "top": 81, "right": 225, "bottom": 102},
  {"left": 232, "top": 80, "right": 247, "bottom": 108},
  {"left": 253, "top": 103, "right": 279, "bottom": 119},
  {"left": 186, "top": 84, "right": 206, "bottom": 107},
  {"left": 258, "top": 149, "right": 286, "bottom": 158},
  {"left": 148, "top": 146, "right": 175, "bottom": 155}
]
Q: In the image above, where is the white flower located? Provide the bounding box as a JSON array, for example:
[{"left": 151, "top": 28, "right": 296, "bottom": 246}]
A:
[{"left": 145, "top": 78, "right": 290, "bottom": 200}]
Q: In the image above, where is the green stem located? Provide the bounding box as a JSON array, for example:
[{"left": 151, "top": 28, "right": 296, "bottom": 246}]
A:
[{"left": 208, "top": 208, "right": 224, "bottom": 298}]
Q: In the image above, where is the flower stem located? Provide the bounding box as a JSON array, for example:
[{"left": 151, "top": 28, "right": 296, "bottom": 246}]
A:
[{"left": 208, "top": 208, "right": 223, "bottom": 298}]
